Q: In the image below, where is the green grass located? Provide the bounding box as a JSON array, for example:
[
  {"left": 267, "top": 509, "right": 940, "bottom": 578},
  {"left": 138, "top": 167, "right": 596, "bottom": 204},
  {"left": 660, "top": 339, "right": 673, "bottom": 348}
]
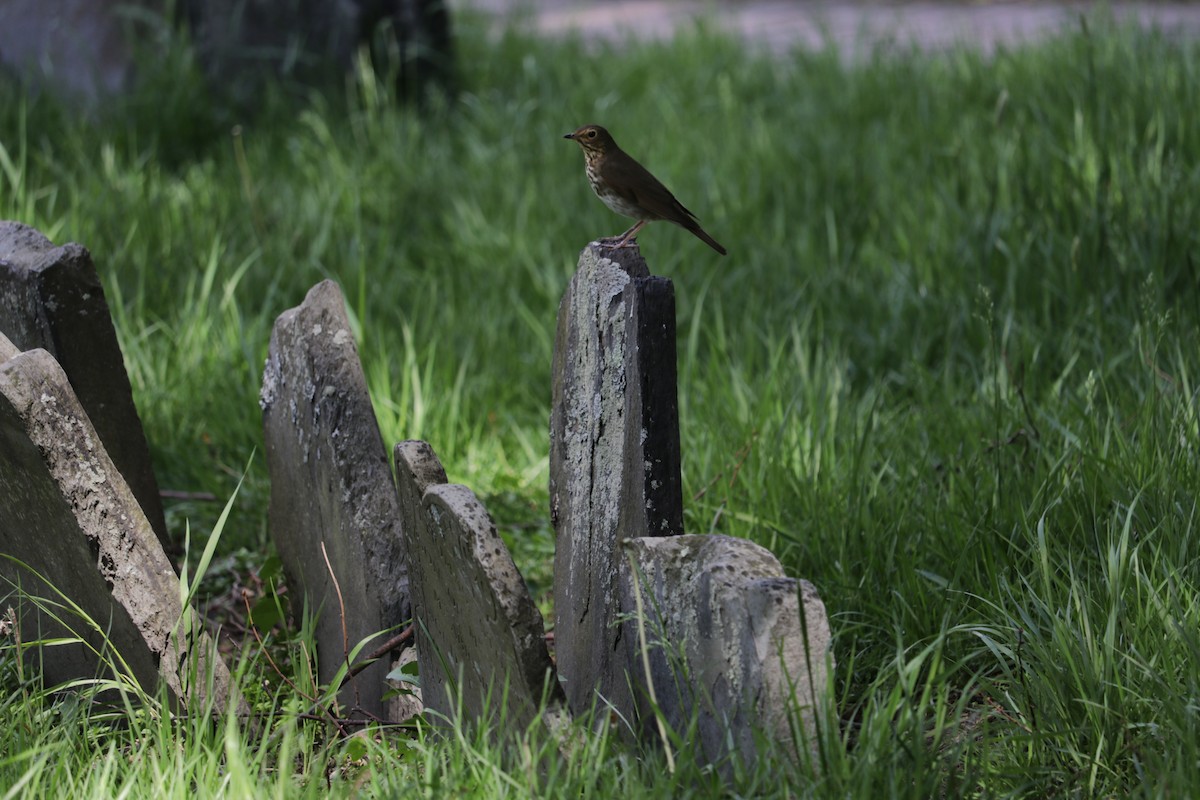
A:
[{"left": 2, "top": 10, "right": 1200, "bottom": 797}]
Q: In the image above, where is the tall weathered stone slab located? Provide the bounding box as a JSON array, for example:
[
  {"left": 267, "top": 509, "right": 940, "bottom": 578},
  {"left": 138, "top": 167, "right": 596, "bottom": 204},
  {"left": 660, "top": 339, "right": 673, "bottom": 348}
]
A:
[
  {"left": 0, "top": 342, "right": 234, "bottom": 709},
  {"left": 550, "top": 242, "right": 684, "bottom": 717},
  {"left": 394, "top": 440, "right": 567, "bottom": 736},
  {"left": 261, "top": 280, "right": 407, "bottom": 719},
  {"left": 0, "top": 221, "right": 169, "bottom": 546},
  {"left": 549, "top": 242, "right": 833, "bottom": 773},
  {"left": 620, "top": 535, "right": 832, "bottom": 771}
]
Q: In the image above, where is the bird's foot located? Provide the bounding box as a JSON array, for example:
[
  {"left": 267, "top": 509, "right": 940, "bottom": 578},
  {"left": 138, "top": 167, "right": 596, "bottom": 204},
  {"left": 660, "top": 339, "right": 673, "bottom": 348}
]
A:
[{"left": 598, "top": 235, "right": 638, "bottom": 250}]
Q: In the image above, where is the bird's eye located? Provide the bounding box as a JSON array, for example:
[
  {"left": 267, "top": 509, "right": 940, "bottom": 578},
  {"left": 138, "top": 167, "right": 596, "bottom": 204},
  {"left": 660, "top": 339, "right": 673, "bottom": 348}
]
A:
[{"left": 586, "top": 130, "right": 597, "bottom": 139}]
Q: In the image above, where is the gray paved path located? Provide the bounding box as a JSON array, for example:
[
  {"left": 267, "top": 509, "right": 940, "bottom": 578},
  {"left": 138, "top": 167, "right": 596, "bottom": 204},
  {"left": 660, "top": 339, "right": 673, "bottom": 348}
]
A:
[{"left": 453, "top": 0, "right": 1200, "bottom": 54}]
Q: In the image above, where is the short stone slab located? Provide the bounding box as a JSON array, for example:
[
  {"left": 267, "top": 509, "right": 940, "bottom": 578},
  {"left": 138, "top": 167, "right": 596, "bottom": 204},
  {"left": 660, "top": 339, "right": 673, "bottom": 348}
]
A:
[
  {"left": 550, "top": 242, "right": 684, "bottom": 717},
  {"left": 394, "top": 440, "right": 567, "bottom": 736},
  {"left": 0, "top": 346, "right": 234, "bottom": 709},
  {"left": 620, "top": 534, "right": 832, "bottom": 771},
  {"left": 0, "top": 220, "right": 169, "bottom": 546},
  {"left": 261, "top": 280, "right": 408, "bottom": 720}
]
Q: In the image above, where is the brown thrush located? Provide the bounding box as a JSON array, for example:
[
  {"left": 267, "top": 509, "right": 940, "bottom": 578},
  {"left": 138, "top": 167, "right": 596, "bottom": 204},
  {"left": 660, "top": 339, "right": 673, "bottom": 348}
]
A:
[{"left": 564, "top": 124, "right": 727, "bottom": 256}]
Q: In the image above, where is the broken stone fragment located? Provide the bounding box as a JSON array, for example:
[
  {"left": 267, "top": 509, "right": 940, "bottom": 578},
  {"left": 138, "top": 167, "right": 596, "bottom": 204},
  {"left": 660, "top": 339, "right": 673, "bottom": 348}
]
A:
[
  {"left": 620, "top": 534, "right": 833, "bottom": 771},
  {"left": 394, "top": 440, "right": 566, "bottom": 738}
]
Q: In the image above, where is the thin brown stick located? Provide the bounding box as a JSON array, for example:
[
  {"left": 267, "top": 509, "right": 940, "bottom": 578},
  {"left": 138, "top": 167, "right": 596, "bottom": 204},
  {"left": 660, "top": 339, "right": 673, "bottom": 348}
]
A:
[
  {"left": 319, "top": 541, "right": 357, "bottom": 710},
  {"left": 158, "top": 490, "right": 220, "bottom": 502},
  {"left": 240, "top": 593, "right": 352, "bottom": 739},
  {"left": 691, "top": 471, "right": 724, "bottom": 502},
  {"left": 727, "top": 430, "right": 759, "bottom": 489},
  {"left": 624, "top": 547, "right": 675, "bottom": 774},
  {"left": 241, "top": 593, "right": 306, "bottom": 700},
  {"left": 341, "top": 626, "right": 415, "bottom": 683}
]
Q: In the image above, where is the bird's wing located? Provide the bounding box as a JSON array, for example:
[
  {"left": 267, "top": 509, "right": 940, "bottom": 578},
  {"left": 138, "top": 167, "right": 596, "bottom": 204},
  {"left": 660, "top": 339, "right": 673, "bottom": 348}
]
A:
[{"left": 605, "top": 155, "right": 698, "bottom": 224}]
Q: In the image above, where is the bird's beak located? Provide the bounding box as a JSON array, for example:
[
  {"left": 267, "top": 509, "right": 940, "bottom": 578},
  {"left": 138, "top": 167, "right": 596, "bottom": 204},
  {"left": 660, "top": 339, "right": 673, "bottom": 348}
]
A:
[{"left": 563, "top": 132, "right": 575, "bottom": 140}]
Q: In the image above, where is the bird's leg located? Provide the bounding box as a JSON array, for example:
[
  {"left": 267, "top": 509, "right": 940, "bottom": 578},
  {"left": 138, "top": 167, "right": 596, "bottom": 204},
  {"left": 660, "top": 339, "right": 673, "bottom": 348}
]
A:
[{"left": 612, "top": 220, "right": 646, "bottom": 249}]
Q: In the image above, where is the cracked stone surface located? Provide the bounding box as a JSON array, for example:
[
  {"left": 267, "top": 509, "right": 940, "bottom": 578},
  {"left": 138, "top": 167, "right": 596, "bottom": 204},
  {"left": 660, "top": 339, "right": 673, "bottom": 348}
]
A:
[
  {"left": 261, "top": 280, "right": 408, "bottom": 719},
  {"left": 395, "top": 440, "right": 566, "bottom": 737},
  {"left": 0, "top": 220, "right": 168, "bottom": 546},
  {"left": 549, "top": 241, "right": 684, "bottom": 718},
  {"left": 549, "top": 242, "right": 833, "bottom": 773},
  {"left": 0, "top": 341, "right": 234, "bottom": 709},
  {"left": 621, "top": 534, "right": 832, "bottom": 772}
]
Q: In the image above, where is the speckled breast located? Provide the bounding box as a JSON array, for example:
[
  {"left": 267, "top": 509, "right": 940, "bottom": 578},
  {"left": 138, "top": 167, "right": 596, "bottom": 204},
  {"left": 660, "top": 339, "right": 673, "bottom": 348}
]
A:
[{"left": 585, "top": 163, "right": 645, "bottom": 220}]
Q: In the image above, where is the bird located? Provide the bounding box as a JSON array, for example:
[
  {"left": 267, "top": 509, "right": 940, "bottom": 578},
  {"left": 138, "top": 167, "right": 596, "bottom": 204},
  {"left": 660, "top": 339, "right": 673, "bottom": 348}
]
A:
[{"left": 563, "top": 124, "right": 727, "bottom": 256}]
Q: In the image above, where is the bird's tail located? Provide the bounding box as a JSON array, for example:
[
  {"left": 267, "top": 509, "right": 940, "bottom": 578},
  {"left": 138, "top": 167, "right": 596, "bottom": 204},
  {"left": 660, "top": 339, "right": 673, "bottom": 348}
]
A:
[{"left": 687, "top": 223, "right": 727, "bottom": 256}]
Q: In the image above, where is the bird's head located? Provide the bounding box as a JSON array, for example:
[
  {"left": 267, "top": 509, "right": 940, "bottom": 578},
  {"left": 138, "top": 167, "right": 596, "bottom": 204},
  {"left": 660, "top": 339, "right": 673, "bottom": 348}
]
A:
[{"left": 564, "top": 124, "right": 616, "bottom": 156}]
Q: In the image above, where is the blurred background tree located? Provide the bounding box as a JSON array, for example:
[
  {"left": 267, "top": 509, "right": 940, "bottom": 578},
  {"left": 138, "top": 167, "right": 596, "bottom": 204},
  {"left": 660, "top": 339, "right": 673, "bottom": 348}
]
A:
[{"left": 0, "top": 0, "right": 454, "bottom": 106}]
